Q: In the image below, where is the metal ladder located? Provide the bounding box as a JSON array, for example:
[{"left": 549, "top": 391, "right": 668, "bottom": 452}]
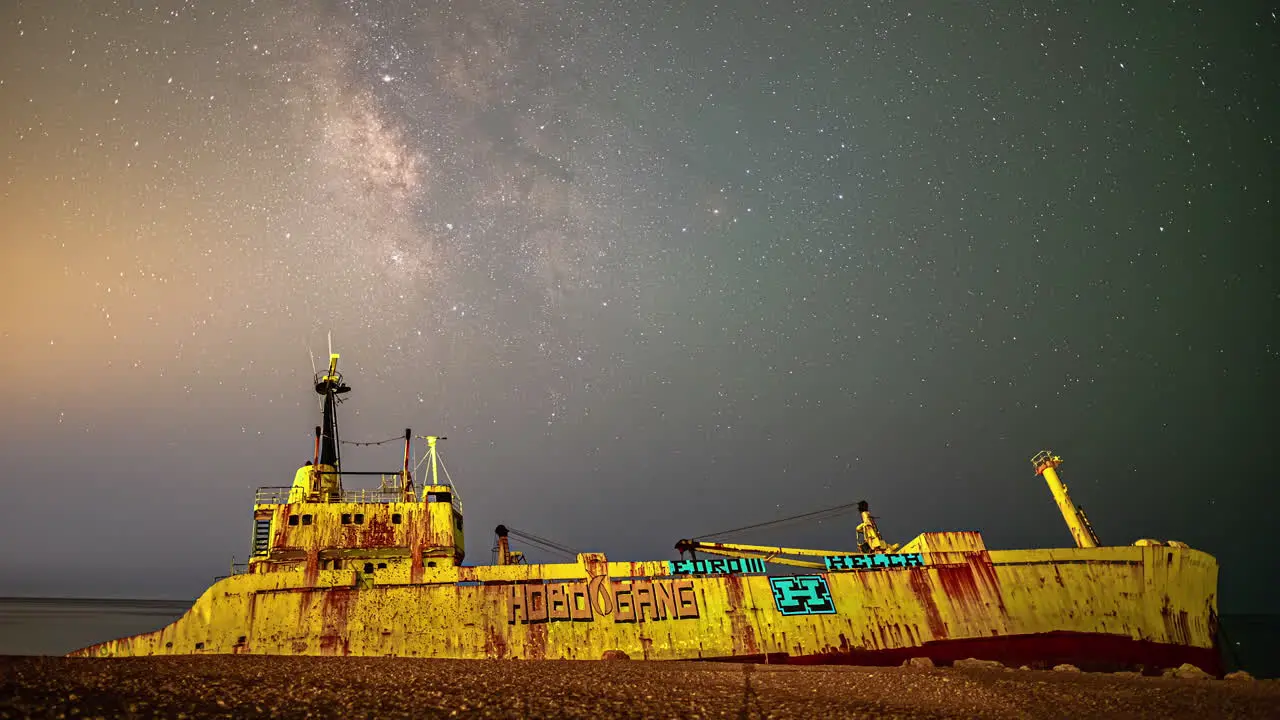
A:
[{"left": 251, "top": 519, "right": 271, "bottom": 557}]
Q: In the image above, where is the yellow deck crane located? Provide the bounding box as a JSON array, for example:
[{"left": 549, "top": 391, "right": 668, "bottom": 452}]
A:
[
  {"left": 493, "top": 525, "right": 582, "bottom": 566},
  {"left": 673, "top": 500, "right": 897, "bottom": 569},
  {"left": 1031, "top": 450, "right": 1100, "bottom": 548}
]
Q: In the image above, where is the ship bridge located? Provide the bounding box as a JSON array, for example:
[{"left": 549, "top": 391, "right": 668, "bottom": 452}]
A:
[
  {"left": 243, "top": 353, "right": 465, "bottom": 579},
  {"left": 247, "top": 481, "right": 465, "bottom": 577}
]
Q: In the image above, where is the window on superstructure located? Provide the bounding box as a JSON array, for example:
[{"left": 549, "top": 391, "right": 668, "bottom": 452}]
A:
[
  {"left": 427, "top": 492, "right": 451, "bottom": 504},
  {"left": 302, "top": 514, "right": 313, "bottom": 526},
  {"left": 288, "top": 515, "right": 299, "bottom": 526},
  {"left": 354, "top": 513, "right": 365, "bottom": 524},
  {"left": 341, "top": 513, "right": 352, "bottom": 524},
  {"left": 377, "top": 562, "right": 387, "bottom": 569},
  {"left": 364, "top": 562, "right": 374, "bottom": 573},
  {"left": 392, "top": 513, "right": 402, "bottom": 524}
]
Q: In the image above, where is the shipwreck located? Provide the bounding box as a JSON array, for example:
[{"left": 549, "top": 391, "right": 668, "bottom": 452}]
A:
[{"left": 72, "top": 352, "right": 1221, "bottom": 674}]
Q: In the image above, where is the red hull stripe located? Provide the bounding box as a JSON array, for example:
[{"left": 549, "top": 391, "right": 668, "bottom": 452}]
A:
[{"left": 699, "top": 631, "right": 1223, "bottom": 676}]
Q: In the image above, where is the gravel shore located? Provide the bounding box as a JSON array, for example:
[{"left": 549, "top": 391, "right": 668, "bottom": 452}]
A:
[{"left": 1, "top": 656, "right": 1276, "bottom": 719}]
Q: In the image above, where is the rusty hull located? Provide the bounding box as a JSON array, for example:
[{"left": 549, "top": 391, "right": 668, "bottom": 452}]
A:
[{"left": 70, "top": 531, "right": 1221, "bottom": 674}]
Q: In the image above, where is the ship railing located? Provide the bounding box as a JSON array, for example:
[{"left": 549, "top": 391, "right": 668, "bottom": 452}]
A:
[
  {"left": 255, "top": 487, "right": 293, "bottom": 504},
  {"left": 253, "top": 485, "right": 425, "bottom": 505},
  {"left": 214, "top": 562, "right": 251, "bottom": 582},
  {"left": 338, "top": 488, "right": 408, "bottom": 504}
]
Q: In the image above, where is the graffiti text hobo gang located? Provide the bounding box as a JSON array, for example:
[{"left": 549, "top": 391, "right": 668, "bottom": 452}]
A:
[{"left": 508, "top": 575, "right": 700, "bottom": 624}]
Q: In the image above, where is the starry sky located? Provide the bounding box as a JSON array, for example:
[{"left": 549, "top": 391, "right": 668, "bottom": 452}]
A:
[{"left": 1, "top": 2, "right": 1275, "bottom": 612}]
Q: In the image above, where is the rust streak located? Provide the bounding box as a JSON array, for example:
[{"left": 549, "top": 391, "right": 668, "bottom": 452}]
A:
[
  {"left": 723, "top": 575, "right": 760, "bottom": 656},
  {"left": 304, "top": 550, "right": 319, "bottom": 586},
  {"left": 318, "top": 588, "right": 353, "bottom": 656},
  {"left": 526, "top": 622, "right": 548, "bottom": 660},
  {"left": 362, "top": 515, "right": 396, "bottom": 547},
  {"left": 907, "top": 569, "right": 947, "bottom": 640},
  {"left": 935, "top": 564, "right": 983, "bottom": 616},
  {"left": 484, "top": 623, "right": 508, "bottom": 659},
  {"left": 967, "top": 552, "right": 1007, "bottom": 613}
]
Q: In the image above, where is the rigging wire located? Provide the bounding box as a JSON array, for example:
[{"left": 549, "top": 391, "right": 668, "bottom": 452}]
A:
[
  {"left": 435, "top": 454, "right": 460, "bottom": 502},
  {"left": 306, "top": 338, "right": 321, "bottom": 415},
  {"left": 414, "top": 435, "right": 461, "bottom": 501},
  {"left": 506, "top": 527, "right": 580, "bottom": 560},
  {"left": 691, "top": 501, "right": 864, "bottom": 541},
  {"left": 341, "top": 434, "right": 405, "bottom": 447}
]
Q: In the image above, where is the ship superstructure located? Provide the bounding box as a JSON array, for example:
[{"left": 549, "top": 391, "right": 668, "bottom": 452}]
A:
[
  {"left": 252, "top": 352, "right": 464, "bottom": 584},
  {"left": 72, "top": 353, "right": 1222, "bottom": 674}
]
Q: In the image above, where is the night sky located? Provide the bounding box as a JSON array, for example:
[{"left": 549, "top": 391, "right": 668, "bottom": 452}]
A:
[{"left": 1, "top": 2, "right": 1275, "bottom": 613}]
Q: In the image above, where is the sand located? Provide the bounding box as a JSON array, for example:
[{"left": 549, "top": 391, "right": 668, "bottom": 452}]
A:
[{"left": 1, "top": 656, "right": 1277, "bottom": 719}]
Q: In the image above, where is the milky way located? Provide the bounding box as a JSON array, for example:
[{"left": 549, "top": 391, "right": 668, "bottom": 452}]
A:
[
  {"left": 0, "top": 2, "right": 1275, "bottom": 611},
  {"left": 210, "top": 2, "right": 670, "bottom": 400}
]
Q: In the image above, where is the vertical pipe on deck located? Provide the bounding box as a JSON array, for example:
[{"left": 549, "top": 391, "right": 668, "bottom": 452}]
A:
[
  {"left": 402, "top": 428, "right": 413, "bottom": 500},
  {"left": 313, "top": 425, "right": 321, "bottom": 467}
]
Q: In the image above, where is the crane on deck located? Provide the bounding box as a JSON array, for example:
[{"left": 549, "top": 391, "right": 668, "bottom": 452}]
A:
[
  {"left": 493, "top": 525, "right": 582, "bottom": 566},
  {"left": 673, "top": 500, "right": 899, "bottom": 570},
  {"left": 491, "top": 500, "right": 898, "bottom": 570}
]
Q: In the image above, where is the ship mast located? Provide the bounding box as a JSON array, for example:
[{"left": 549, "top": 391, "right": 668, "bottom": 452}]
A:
[
  {"left": 1031, "top": 450, "right": 1100, "bottom": 548},
  {"left": 314, "top": 351, "right": 350, "bottom": 494},
  {"left": 424, "top": 435, "right": 445, "bottom": 486}
]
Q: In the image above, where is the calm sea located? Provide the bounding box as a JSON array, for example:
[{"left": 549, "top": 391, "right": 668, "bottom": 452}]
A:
[{"left": 0, "top": 597, "right": 1275, "bottom": 677}]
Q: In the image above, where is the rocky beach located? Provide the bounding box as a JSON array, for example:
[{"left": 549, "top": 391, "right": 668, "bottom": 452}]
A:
[{"left": 2, "top": 656, "right": 1277, "bottom": 719}]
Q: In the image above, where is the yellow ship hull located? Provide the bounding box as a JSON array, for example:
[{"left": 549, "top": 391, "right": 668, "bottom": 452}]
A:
[{"left": 70, "top": 532, "right": 1221, "bottom": 674}]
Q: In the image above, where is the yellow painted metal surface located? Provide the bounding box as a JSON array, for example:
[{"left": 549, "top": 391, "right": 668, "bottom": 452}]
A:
[
  {"left": 71, "top": 530, "right": 1219, "bottom": 672},
  {"left": 65, "top": 352, "right": 1220, "bottom": 670},
  {"left": 1031, "top": 450, "right": 1100, "bottom": 549},
  {"left": 254, "top": 494, "right": 464, "bottom": 574}
]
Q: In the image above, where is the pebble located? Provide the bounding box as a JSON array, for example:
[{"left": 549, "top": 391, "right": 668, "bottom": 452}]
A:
[
  {"left": 953, "top": 658, "right": 1005, "bottom": 671},
  {"left": 1, "top": 656, "right": 1277, "bottom": 719},
  {"left": 1164, "top": 663, "right": 1214, "bottom": 680}
]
